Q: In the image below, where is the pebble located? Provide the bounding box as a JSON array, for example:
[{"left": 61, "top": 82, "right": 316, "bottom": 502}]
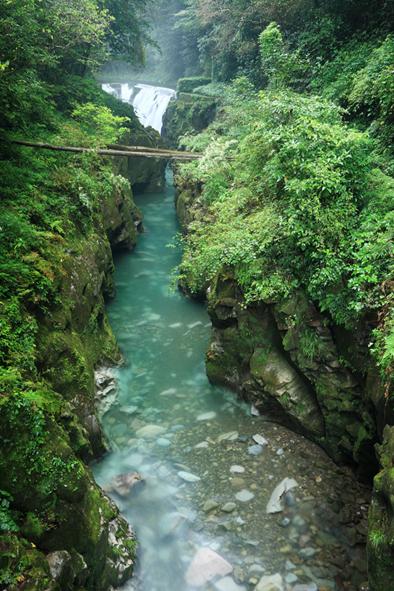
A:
[
  {"left": 221, "top": 502, "right": 237, "bottom": 513},
  {"left": 248, "top": 445, "right": 264, "bottom": 456},
  {"left": 178, "top": 471, "right": 201, "bottom": 483},
  {"left": 203, "top": 500, "right": 219, "bottom": 513},
  {"left": 299, "top": 547, "right": 317, "bottom": 559},
  {"left": 249, "top": 565, "right": 265, "bottom": 575},
  {"left": 136, "top": 424, "right": 166, "bottom": 439},
  {"left": 256, "top": 573, "right": 284, "bottom": 591},
  {"left": 230, "top": 465, "right": 245, "bottom": 474},
  {"left": 196, "top": 411, "right": 217, "bottom": 421},
  {"left": 251, "top": 405, "right": 260, "bottom": 416},
  {"left": 215, "top": 576, "right": 246, "bottom": 591},
  {"left": 156, "top": 438, "right": 171, "bottom": 447},
  {"left": 293, "top": 585, "right": 318, "bottom": 591},
  {"left": 266, "top": 478, "right": 298, "bottom": 514},
  {"left": 285, "top": 573, "right": 298, "bottom": 584},
  {"left": 218, "top": 431, "right": 239, "bottom": 442},
  {"left": 119, "top": 405, "right": 138, "bottom": 415},
  {"left": 252, "top": 434, "right": 268, "bottom": 446},
  {"left": 235, "top": 490, "right": 255, "bottom": 502},
  {"left": 195, "top": 441, "right": 209, "bottom": 449},
  {"left": 285, "top": 560, "right": 296, "bottom": 570}
]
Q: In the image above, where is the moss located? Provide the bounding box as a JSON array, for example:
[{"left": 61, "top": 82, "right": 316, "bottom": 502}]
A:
[
  {"left": 368, "top": 438, "right": 394, "bottom": 590},
  {"left": 162, "top": 94, "right": 217, "bottom": 148},
  {"left": 0, "top": 534, "right": 58, "bottom": 591}
]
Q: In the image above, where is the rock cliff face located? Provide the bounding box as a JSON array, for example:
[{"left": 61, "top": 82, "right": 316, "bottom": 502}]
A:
[
  {"left": 0, "top": 176, "right": 140, "bottom": 590},
  {"left": 174, "top": 171, "right": 393, "bottom": 591},
  {"left": 162, "top": 93, "right": 217, "bottom": 148}
]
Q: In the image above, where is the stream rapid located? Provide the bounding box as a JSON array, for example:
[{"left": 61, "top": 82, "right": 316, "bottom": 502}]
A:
[{"left": 94, "top": 85, "right": 370, "bottom": 591}]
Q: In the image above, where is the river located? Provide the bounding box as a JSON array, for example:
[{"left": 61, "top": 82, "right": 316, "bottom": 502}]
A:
[{"left": 94, "top": 85, "right": 370, "bottom": 591}]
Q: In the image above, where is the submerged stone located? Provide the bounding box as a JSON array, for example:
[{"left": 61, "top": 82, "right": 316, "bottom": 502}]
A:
[
  {"left": 252, "top": 434, "right": 268, "bottom": 446},
  {"left": 218, "top": 431, "right": 239, "bottom": 442},
  {"left": 230, "top": 465, "right": 245, "bottom": 474},
  {"left": 256, "top": 573, "right": 284, "bottom": 591},
  {"left": 248, "top": 444, "right": 264, "bottom": 456},
  {"left": 266, "top": 478, "right": 298, "bottom": 514},
  {"left": 136, "top": 424, "right": 166, "bottom": 439},
  {"left": 185, "top": 547, "right": 233, "bottom": 587},
  {"left": 197, "top": 411, "right": 217, "bottom": 421},
  {"left": 215, "top": 576, "right": 246, "bottom": 591},
  {"left": 178, "top": 470, "right": 201, "bottom": 483},
  {"left": 221, "top": 502, "right": 237, "bottom": 513},
  {"left": 235, "top": 490, "right": 255, "bottom": 502},
  {"left": 203, "top": 499, "right": 220, "bottom": 513}
]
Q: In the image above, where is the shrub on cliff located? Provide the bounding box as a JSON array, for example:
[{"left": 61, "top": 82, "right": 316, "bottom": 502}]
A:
[{"left": 178, "top": 87, "right": 393, "bottom": 380}]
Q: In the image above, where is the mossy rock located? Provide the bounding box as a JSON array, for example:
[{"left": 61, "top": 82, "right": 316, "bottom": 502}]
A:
[
  {"left": 162, "top": 94, "right": 217, "bottom": 148},
  {"left": 368, "top": 426, "right": 394, "bottom": 591},
  {"left": 0, "top": 535, "right": 58, "bottom": 591},
  {"left": 177, "top": 77, "right": 212, "bottom": 93}
]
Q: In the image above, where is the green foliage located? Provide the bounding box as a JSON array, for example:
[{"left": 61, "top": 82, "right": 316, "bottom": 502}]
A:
[
  {"left": 0, "top": 492, "right": 19, "bottom": 534},
  {"left": 71, "top": 103, "right": 130, "bottom": 147},
  {"left": 178, "top": 85, "right": 393, "bottom": 376},
  {"left": 177, "top": 77, "right": 212, "bottom": 93},
  {"left": 259, "top": 22, "right": 307, "bottom": 89}
]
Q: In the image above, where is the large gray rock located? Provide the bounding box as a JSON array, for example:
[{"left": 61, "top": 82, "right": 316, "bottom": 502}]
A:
[{"left": 250, "top": 348, "right": 324, "bottom": 436}]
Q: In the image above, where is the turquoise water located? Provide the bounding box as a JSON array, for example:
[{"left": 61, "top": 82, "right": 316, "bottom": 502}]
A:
[{"left": 93, "top": 171, "right": 369, "bottom": 591}]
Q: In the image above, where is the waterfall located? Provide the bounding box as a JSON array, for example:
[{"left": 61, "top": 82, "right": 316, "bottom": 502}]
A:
[{"left": 102, "top": 82, "right": 176, "bottom": 133}]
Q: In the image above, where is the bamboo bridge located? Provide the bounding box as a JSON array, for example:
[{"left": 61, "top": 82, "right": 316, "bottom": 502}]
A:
[{"left": 11, "top": 140, "right": 202, "bottom": 161}]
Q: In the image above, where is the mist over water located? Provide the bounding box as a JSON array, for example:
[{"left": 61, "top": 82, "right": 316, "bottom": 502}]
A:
[{"left": 102, "top": 83, "right": 175, "bottom": 132}]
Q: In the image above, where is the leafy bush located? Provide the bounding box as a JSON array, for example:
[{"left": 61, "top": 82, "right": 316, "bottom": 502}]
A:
[{"left": 179, "top": 86, "right": 393, "bottom": 350}]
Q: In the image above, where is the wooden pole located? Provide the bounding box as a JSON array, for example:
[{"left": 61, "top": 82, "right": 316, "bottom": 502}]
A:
[
  {"left": 11, "top": 140, "right": 202, "bottom": 161},
  {"left": 107, "top": 143, "right": 198, "bottom": 158}
]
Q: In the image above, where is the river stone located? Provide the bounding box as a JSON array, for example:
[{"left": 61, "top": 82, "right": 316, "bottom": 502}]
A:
[
  {"left": 156, "top": 438, "right": 171, "bottom": 447},
  {"left": 136, "top": 424, "right": 166, "bottom": 439},
  {"left": 285, "top": 573, "right": 298, "bottom": 584},
  {"left": 203, "top": 499, "right": 220, "bottom": 513},
  {"left": 197, "top": 411, "right": 217, "bottom": 421},
  {"left": 235, "top": 490, "right": 255, "bottom": 502},
  {"left": 299, "top": 547, "right": 317, "bottom": 558},
  {"left": 248, "top": 444, "right": 264, "bottom": 456},
  {"left": 195, "top": 441, "right": 209, "bottom": 449},
  {"left": 251, "top": 405, "right": 260, "bottom": 416},
  {"left": 218, "top": 431, "right": 239, "bottom": 442},
  {"left": 293, "top": 585, "right": 318, "bottom": 591},
  {"left": 120, "top": 405, "right": 138, "bottom": 416},
  {"left": 185, "top": 547, "right": 233, "bottom": 587},
  {"left": 215, "top": 576, "right": 246, "bottom": 591},
  {"left": 105, "top": 472, "right": 144, "bottom": 497},
  {"left": 256, "top": 574, "right": 284, "bottom": 591},
  {"left": 252, "top": 434, "right": 268, "bottom": 446},
  {"left": 178, "top": 471, "right": 201, "bottom": 483},
  {"left": 266, "top": 478, "right": 298, "bottom": 514},
  {"left": 160, "top": 388, "right": 177, "bottom": 396},
  {"left": 221, "top": 502, "right": 237, "bottom": 513},
  {"left": 230, "top": 465, "right": 245, "bottom": 474}
]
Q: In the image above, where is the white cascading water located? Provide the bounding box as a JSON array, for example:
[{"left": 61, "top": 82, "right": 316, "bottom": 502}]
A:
[{"left": 102, "top": 82, "right": 176, "bottom": 133}]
